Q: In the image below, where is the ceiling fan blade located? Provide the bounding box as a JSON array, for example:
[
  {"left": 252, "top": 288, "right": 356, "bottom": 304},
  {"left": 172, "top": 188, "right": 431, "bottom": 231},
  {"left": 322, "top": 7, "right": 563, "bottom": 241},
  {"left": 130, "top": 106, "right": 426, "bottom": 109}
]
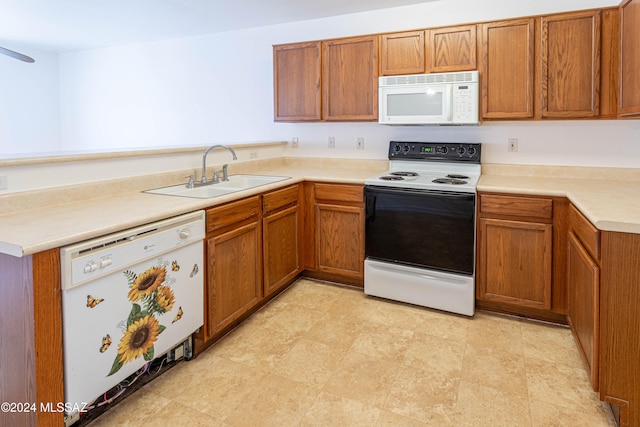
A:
[{"left": 0, "top": 46, "right": 35, "bottom": 63}]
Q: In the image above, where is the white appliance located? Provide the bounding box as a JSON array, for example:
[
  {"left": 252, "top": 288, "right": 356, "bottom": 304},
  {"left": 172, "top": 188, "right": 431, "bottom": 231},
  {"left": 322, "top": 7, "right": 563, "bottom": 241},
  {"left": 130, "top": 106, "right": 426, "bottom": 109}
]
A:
[
  {"left": 60, "top": 211, "right": 205, "bottom": 423},
  {"left": 364, "top": 142, "right": 481, "bottom": 316},
  {"left": 379, "top": 70, "right": 479, "bottom": 125}
]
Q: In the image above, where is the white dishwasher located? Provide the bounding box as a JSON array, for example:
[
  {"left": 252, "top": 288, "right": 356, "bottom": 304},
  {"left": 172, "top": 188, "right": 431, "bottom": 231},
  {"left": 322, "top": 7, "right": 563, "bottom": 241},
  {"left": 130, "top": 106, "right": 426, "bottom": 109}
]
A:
[{"left": 60, "top": 211, "right": 205, "bottom": 422}]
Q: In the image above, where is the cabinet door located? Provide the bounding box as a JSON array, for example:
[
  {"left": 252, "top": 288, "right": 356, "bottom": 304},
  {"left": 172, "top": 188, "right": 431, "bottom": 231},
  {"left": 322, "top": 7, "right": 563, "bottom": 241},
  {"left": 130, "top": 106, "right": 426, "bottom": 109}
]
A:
[
  {"left": 480, "top": 19, "right": 535, "bottom": 119},
  {"left": 620, "top": 0, "right": 640, "bottom": 117},
  {"left": 273, "top": 42, "right": 322, "bottom": 121},
  {"left": 540, "top": 11, "right": 601, "bottom": 118},
  {"left": 568, "top": 232, "right": 600, "bottom": 391},
  {"left": 263, "top": 205, "right": 300, "bottom": 297},
  {"left": 599, "top": 8, "right": 620, "bottom": 119},
  {"left": 322, "top": 36, "right": 379, "bottom": 121},
  {"left": 207, "top": 221, "right": 261, "bottom": 335},
  {"left": 427, "top": 25, "right": 477, "bottom": 73},
  {"left": 380, "top": 31, "right": 425, "bottom": 76},
  {"left": 477, "top": 218, "right": 552, "bottom": 309},
  {"left": 315, "top": 203, "right": 364, "bottom": 280}
]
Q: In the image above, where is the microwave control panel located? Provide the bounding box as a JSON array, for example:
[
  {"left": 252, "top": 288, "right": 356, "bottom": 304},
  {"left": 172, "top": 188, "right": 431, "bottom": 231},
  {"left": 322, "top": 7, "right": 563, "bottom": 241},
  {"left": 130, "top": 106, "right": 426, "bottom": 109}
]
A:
[{"left": 452, "top": 82, "right": 479, "bottom": 124}]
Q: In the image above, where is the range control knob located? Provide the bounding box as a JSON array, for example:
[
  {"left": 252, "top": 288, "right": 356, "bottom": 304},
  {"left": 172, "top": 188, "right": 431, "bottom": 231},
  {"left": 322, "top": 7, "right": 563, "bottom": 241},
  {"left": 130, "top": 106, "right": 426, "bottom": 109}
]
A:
[
  {"left": 403, "top": 144, "right": 410, "bottom": 152},
  {"left": 467, "top": 146, "right": 476, "bottom": 156},
  {"left": 394, "top": 144, "right": 402, "bottom": 152},
  {"left": 179, "top": 228, "right": 191, "bottom": 240},
  {"left": 457, "top": 146, "right": 466, "bottom": 156},
  {"left": 439, "top": 146, "right": 449, "bottom": 154}
]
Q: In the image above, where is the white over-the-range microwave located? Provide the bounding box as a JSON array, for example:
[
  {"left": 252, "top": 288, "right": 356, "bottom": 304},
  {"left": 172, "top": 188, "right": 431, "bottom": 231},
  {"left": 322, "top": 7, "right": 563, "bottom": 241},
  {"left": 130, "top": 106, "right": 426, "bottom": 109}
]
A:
[{"left": 379, "top": 70, "right": 479, "bottom": 125}]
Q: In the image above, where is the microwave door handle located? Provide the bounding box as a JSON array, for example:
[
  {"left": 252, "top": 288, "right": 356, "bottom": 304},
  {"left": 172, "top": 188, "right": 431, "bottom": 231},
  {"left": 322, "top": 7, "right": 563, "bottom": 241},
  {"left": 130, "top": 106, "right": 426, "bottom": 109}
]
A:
[{"left": 445, "top": 85, "right": 453, "bottom": 122}]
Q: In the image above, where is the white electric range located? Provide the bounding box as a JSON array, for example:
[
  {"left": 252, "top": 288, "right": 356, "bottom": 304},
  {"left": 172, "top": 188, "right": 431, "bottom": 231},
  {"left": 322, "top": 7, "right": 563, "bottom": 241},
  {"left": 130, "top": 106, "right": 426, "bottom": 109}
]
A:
[{"left": 364, "top": 141, "right": 482, "bottom": 316}]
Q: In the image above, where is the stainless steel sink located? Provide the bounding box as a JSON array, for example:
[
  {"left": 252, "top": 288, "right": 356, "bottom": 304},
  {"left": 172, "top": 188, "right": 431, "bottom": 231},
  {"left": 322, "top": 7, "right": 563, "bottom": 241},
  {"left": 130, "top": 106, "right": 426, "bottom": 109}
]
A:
[{"left": 144, "top": 174, "right": 291, "bottom": 199}]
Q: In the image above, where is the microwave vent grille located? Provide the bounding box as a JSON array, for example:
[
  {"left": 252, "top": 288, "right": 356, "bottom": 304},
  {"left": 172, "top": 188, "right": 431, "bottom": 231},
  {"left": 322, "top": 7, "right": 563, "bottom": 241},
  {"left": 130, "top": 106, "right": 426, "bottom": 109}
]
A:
[{"left": 380, "top": 71, "right": 477, "bottom": 87}]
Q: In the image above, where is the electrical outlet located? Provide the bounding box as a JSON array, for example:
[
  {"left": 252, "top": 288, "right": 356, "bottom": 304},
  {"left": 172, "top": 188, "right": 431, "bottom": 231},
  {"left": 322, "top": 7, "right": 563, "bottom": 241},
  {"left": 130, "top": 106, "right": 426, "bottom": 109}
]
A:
[
  {"left": 328, "top": 136, "right": 335, "bottom": 149},
  {"left": 356, "top": 137, "right": 364, "bottom": 150},
  {"left": 291, "top": 137, "right": 299, "bottom": 148},
  {"left": 507, "top": 138, "right": 519, "bottom": 152},
  {"left": 0, "top": 176, "right": 7, "bottom": 190},
  {"left": 250, "top": 151, "right": 258, "bottom": 159}
]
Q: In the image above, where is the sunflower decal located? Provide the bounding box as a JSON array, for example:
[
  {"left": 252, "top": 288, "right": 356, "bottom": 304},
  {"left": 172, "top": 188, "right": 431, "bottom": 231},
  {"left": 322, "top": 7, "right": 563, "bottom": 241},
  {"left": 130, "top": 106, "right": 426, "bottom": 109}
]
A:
[
  {"left": 126, "top": 266, "right": 166, "bottom": 302},
  {"left": 154, "top": 286, "right": 175, "bottom": 313},
  {"left": 118, "top": 316, "right": 160, "bottom": 363},
  {"left": 108, "top": 263, "right": 179, "bottom": 376}
]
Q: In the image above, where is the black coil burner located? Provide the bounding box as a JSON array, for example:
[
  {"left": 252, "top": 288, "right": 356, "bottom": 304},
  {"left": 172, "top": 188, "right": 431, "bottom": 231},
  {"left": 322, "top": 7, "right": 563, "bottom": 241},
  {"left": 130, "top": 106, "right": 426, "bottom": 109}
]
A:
[
  {"left": 390, "top": 171, "right": 419, "bottom": 177},
  {"left": 432, "top": 178, "right": 467, "bottom": 185},
  {"left": 446, "top": 174, "right": 469, "bottom": 179},
  {"left": 380, "top": 176, "right": 405, "bottom": 181}
]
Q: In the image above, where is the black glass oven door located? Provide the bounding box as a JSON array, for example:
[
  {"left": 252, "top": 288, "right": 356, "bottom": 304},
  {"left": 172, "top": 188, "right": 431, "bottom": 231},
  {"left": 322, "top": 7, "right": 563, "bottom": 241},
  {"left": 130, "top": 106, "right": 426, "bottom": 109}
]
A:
[{"left": 365, "top": 185, "right": 475, "bottom": 275}]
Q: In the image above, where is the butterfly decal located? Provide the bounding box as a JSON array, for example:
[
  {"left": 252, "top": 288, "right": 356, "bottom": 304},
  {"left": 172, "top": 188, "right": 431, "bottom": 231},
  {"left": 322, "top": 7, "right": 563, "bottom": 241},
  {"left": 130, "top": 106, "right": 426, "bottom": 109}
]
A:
[
  {"left": 87, "top": 295, "right": 104, "bottom": 308},
  {"left": 190, "top": 264, "right": 199, "bottom": 278},
  {"left": 171, "top": 260, "right": 180, "bottom": 272},
  {"left": 172, "top": 307, "right": 183, "bottom": 323},
  {"left": 99, "top": 334, "right": 111, "bottom": 353}
]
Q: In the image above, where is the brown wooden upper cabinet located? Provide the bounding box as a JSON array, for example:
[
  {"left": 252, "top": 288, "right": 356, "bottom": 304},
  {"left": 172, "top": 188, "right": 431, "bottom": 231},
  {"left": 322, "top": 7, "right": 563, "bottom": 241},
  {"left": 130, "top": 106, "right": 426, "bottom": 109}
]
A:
[
  {"left": 619, "top": 0, "right": 640, "bottom": 117},
  {"left": 273, "top": 42, "right": 322, "bottom": 121},
  {"left": 480, "top": 19, "right": 535, "bottom": 119},
  {"left": 427, "top": 25, "right": 477, "bottom": 72},
  {"left": 276, "top": 5, "right": 638, "bottom": 123},
  {"left": 380, "top": 30, "right": 426, "bottom": 75},
  {"left": 322, "top": 36, "right": 379, "bottom": 121},
  {"left": 540, "top": 11, "right": 601, "bottom": 118},
  {"left": 380, "top": 26, "right": 477, "bottom": 76}
]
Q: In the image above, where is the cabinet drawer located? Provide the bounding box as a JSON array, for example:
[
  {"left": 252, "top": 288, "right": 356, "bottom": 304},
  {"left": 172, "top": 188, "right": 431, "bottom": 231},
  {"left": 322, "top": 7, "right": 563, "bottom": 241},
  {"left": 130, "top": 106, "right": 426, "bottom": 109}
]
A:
[
  {"left": 263, "top": 184, "right": 298, "bottom": 214},
  {"left": 206, "top": 196, "right": 260, "bottom": 233},
  {"left": 569, "top": 204, "right": 600, "bottom": 261},
  {"left": 315, "top": 183, "right": 363, "bottom": 203},
  {"left": 480, "top": 194, "right": 553, "bottom": 219}
]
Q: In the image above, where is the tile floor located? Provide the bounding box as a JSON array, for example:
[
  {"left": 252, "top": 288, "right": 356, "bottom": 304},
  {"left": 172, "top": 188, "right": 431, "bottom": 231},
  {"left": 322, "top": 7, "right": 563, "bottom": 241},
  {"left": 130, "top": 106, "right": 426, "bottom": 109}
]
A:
[{"left": 88, "top": 278, "right": 616, "bottom": 426}]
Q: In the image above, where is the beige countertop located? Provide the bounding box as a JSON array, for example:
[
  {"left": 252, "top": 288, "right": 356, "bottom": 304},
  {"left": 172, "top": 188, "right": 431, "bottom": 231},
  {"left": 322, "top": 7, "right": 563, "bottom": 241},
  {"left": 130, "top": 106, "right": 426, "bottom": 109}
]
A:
[
  {"left": 478, "top": 168, "right": 640, "bottom": 235},
  {"left": 2, "top": 158, "right": 640, "bottom": 257},
  {"left": 0, "top": 159, "right": 386, "bottom": 257}
]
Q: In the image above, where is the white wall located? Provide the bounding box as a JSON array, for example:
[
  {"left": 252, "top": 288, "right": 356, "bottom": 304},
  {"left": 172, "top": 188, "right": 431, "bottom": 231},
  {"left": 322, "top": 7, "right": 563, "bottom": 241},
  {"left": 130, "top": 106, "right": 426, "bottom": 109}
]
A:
[
  {"left": 2, "top": 0, "right": 639, "bottom": 195},
  {"left": 0, "top": 46, "right": 61, "bottom": 155},
  {"left": 55, "top": 0, "right": 640, "bottom": 169}
]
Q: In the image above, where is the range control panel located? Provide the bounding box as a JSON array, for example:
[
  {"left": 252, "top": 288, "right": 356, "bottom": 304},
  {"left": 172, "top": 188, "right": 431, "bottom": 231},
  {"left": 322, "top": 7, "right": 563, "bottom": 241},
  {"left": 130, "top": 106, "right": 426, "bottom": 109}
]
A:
[{"left": 388, "top": 141, "right": 481, "bottom": 163}]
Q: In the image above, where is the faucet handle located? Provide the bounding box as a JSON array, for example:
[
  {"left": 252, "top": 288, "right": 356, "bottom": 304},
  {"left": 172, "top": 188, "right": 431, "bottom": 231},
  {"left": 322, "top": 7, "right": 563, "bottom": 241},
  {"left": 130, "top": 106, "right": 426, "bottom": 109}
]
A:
[
  {"left": 185, "top": 175, "right": 195, "bottom": 188},
  {"left": 222, "top": 164, "right": 229, "bottom": 181},
  {"left": 212, "top": 170, "right": 220, "bottom": 184}
]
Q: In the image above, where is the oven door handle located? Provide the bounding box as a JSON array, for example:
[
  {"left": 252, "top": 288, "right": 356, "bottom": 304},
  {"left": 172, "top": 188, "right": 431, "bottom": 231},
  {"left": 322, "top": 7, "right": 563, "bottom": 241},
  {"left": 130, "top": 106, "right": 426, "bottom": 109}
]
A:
[{"left": 365, "top": 185, "right": 475, "bottom": 200}]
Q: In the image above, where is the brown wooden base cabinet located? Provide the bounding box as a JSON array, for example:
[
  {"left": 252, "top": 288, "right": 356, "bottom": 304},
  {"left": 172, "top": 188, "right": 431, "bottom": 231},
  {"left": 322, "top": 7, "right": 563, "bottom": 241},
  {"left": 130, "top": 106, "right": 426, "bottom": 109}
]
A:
[
  {"left": 476, "top": 193, "right": 568, "bottom": 323},
  {"left": 263, "top": 185, "right": 302, "bottom": 298},
  {"left": 195, "top": 185, "right": 303, "bottom": 352},
  {"left": 567, "top": 204, "right": 601, "bottom": 391},
  {"left": 303, "top": 183, "right": 365, "bottom": 286},
  {"left": 0, "top": 249, "right": 64, "bottom": 427},
  {"left": 204, "top": 196, "right": 262, "bottom": 338},
  {"left": 600, "top": 231, "right": 640, "bottom": 427}
]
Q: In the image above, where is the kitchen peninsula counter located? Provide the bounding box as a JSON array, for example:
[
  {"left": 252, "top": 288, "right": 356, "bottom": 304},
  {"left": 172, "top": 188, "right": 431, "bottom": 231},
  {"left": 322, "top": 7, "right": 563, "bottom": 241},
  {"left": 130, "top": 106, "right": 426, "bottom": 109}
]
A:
[{"left": 0, "top": 158, "right": 387, "bottom": 257}]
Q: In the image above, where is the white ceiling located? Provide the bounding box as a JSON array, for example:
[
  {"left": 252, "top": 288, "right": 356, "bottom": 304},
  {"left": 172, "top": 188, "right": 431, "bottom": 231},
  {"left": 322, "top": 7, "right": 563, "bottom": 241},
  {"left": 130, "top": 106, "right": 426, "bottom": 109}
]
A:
[{"left": 0, "top": 0, "right": 440, "bottom": 53}]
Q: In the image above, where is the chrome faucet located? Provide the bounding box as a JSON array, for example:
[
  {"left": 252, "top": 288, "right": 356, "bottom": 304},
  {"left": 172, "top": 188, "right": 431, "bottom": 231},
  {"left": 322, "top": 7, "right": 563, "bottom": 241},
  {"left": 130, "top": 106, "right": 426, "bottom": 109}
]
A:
[{"left": 201, "top": 144, "right": 237, "bottom": 184}]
